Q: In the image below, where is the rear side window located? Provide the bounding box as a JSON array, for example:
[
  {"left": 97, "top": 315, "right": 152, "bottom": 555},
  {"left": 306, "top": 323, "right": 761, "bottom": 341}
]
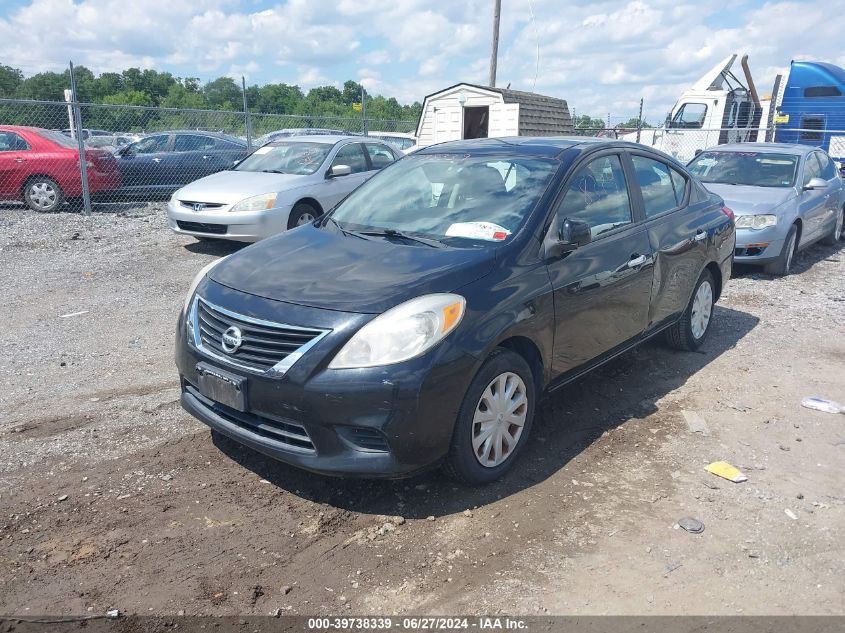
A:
[
  {"left": 631, "top": 156, "right": 681, "bottom": 217},
  {"left": 0, "top": 131, "right": 30, "bottom": 151},
  {"left": 174, "top": 135, "right": 216, "bottom": 152},
  {"left": 364, "top": 143, "right": 396, "bottom": 170},
  {"left": 556, "top": 154, "right": 633, "bottom": 238}
]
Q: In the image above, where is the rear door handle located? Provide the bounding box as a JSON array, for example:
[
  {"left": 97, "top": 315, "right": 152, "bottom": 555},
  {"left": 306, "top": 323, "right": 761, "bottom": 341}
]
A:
[
  {"left": 202, "top": 155, "right": 210, "bottom": 160},
  {"left": 627, "top": 254, "right": 647, "bottom": 268},
  {"left": 152, "top": 157, "right": 162, "bottom": 163},
  {"left": 694, "top": 230, "right": 707, "bottom": 241},
  {"left": 14, "top": 158, "right": 25, "bottom": 163}
]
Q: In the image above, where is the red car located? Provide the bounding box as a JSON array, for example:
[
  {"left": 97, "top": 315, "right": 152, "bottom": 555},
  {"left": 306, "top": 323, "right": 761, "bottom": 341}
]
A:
[{"left": 0, "top": 125, "right": 121, "bottom": 212}]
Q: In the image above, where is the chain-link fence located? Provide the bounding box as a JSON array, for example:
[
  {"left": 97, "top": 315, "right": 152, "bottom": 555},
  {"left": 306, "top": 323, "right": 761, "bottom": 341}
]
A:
[{"left": 0, "top": 92, "right": 416, "bottom": 214}]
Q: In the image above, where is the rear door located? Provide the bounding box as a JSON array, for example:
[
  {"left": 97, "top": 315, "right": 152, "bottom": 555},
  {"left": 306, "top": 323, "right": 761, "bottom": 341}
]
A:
[
  {"left": 0, "top": 131, "right": 32, "bottom": 197},
  {"left": 173, "top": 134, "right": 224, "bottom": 185},
  {"left": 117, "top": 134, "right": 172, "bottom": 193},
  {"left": 545, "top": 151, "right": 654, "bottom": 375},
  {"left": 629, "top": 151, "right": 712, "bottom": 328},
  {"left": 363, "top": 142, "right": 397, "bottom": 180},
  {"left": 812, "top": 151, "right": 841, "bottom": 236}
]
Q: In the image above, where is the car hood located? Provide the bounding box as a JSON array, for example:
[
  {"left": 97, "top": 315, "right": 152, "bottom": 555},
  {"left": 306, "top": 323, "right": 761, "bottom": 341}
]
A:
[
  {"left": 175, "top": 170, "right": 310, "bottom": 205},
  {"left": 703, "top": 183, "right": 795, "bottom": 215},
  {"left": 209, "top": 224, "right": 497, "bottom": 314}
]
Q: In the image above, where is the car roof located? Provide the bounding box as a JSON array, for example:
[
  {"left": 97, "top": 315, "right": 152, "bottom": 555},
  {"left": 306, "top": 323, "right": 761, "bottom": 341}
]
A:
[
  {"left": 269, "top": 135, "right": 387, "bottom": 145},
  {"left": 415, "top": 136, "right": 646, "bottom": 158},
  {"left": 707, "top": 143, "right": 815, "bottom": 156}
]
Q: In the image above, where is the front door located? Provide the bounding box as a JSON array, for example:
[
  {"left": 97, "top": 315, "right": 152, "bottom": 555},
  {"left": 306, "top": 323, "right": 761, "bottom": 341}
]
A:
[
  {"left": 118, "top": 134, "right": 172, "bottom": 194},
  {"left": 545, "top": 153, "right": 654, "bottom": 375},
  {"left": 798, "top": 152, "right": 829, "bottom": 241},
  {"left": 321, "top": 143, "right": 371, "bottom": 210},
  {"left": 0, "top": 130, "right": 31, "bottom": 197}
]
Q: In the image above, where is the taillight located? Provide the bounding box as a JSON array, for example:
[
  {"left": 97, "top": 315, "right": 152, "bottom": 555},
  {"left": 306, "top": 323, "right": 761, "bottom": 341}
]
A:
[{"left": 721, "top": 206, "right": 735, "bottom": 222}]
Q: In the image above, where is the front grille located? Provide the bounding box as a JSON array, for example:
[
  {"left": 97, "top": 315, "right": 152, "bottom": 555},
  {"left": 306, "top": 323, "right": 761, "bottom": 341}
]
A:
[
  {"left": 193, "top": 297, "right": 327, "bottom": 373},
  {"left": 180, "top": 200, "right": 225, "bottom": 210},
  {"left": 177, "top": 220, "right": 227, "bottom": 234},
  {"left": 185, "top": 382, "right": 315, "bottom": 452}
]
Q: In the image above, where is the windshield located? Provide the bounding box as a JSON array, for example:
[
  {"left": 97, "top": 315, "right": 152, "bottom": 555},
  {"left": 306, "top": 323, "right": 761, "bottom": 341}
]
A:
[
  {"left": 235, "top": 141, "right": 333, "bottom": 175},
  {"left": 328, "top": 153, "right": 558, "bottom": 244},
  {"left": 688, "top": 151, "right": 799, "bottom": 187},
  {"left": 42, "top": 130, "right": 80, "bottom": 149}
]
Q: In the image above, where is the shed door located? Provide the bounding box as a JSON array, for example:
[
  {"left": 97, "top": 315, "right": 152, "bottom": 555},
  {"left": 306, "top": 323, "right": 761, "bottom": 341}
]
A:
[
  {"left": 434, "top": 106, "right": 462, "bottom": 143},
  {"left": 488, "top": 103, "right": 520, "bottom": 137}
]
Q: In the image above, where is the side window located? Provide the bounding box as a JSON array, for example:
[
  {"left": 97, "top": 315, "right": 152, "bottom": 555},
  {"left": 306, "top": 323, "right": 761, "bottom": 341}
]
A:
[
  {"left": 670, "top": 103, "right": 707, "bottom": 129},
  {"left": 556, "top": 155, "right": 632, "bottom": 238},
  {"left": 0, "top": 131, "right": 30, "bottom": 151},
  {"left": 174, "top": 135, "right": 216, "bottom": 152},
  {"left": 128, "top": 135, "right": 169, "bottom": 154},
  {"left": 670, "top": 167, "right": 688, "bottom": 205},
  {"left": 631, "top": 155, "right": 681, "bottom": 217},
  {"left": 364, "top": 143, "right": 396, "bottom": 170},
  {"left": 802, "top": 153, "right": 822, "bottom": 186},
  {"left": 331, "top": 143, "right": 368, "bottom": 174},
  {"left": 800, "top": 116, "right": 824, "bottom": 141},
  {"left": 815, "top": 152, "right": 836, "bottom": 180}
]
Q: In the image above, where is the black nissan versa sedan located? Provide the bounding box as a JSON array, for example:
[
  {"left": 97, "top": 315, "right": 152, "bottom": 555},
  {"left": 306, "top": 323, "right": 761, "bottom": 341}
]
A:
[{"left": 175, "top": 137, "right": 735, "bottom": 484}]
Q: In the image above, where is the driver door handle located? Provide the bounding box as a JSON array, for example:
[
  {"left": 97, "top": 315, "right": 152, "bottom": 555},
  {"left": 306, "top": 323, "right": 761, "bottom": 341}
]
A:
[
  {"left": 152, "top": 157, "right": 162, "bottom": 163},
  {"left": 627, "top": 254, "right": 647, "bottom": 268},
  {"left": 694, "top": 230, "right": 707, "bottom": 241}
]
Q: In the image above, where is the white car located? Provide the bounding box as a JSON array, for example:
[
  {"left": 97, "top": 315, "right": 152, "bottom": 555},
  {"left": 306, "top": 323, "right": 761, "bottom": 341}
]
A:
[
  {"left": 166, "top": 136, "right": 400, "bottom": 242},
  {"left": 367, "top": 132, "right": 417, "bottom": 153}
]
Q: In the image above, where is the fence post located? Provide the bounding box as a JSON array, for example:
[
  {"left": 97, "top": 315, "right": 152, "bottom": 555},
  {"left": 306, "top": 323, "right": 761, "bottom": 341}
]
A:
[
  {"left": 69, "top": 61, "right": 92, "bottom": 217},
  {"left": 636, "top": 98, "right": 644, "bottom": 143},
  {"left": 241, "top": 76, "right": 252, "bottom": 150},
  {"left": 361, "top": 85, "right": 368, "bottom": 136}
]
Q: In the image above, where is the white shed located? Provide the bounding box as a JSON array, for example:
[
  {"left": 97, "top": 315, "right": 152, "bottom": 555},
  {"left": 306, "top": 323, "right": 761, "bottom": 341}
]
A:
[{"left": 415, "top": 83, "right": 574, "bottom": 147}]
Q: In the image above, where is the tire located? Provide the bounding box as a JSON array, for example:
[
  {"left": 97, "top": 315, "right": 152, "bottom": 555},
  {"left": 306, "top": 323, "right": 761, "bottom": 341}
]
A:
[
  {"left": 821, "top": 206, "right": 844, "bottom": 245},
  {"left": 287, "top": 202, "right": 320, "bottom": 230},
  {"left": 665, "top": 269, "right": 715, "bottom": 351},
  {"left": 23, "top": 176, "right": 64, "bottom": 212},
  {"left": 443, "top": 348, "right": 536, "bottom": 485},
  {"left": 763, "top": 224, "right": 798, "bottom": 276}
]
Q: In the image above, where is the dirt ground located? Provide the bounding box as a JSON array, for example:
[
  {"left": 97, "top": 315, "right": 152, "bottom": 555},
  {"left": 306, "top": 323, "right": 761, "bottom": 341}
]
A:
[{"left": 1, "top": 202, "right": 843, "bottom": 617}]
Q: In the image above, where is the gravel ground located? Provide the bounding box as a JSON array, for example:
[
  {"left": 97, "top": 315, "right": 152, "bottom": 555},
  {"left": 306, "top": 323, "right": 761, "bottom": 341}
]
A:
[{"left": 0, "top": 202, "right": 843, "bottom": 616}]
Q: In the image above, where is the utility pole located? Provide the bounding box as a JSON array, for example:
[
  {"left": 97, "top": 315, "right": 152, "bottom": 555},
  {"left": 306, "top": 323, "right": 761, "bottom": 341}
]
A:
[
  {"left": 489, "top": 0, "right": 501, "bottom": 87},
  {"left": 361, "top": 84, "right": 368, "bottom": 136}
]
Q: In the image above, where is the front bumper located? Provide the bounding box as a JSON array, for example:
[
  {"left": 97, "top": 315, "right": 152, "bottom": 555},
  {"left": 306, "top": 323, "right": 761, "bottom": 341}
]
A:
[
  {"left": 733, "top": 225, "right": 787, "bottom": 265},
  {"left": 166, "top": 198, "right": 293, "bottom": 242},
  {"left": 175, "top": 282, "right": 478, "bottom": 478}
]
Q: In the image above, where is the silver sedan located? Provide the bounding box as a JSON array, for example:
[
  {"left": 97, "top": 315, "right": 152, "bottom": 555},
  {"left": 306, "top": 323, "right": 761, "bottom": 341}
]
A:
[
  {"left": 688, "top": 143, "right": 845, "bottom": 275},
  {"left": 166, "top": 136, "right": 400, "bottom": 242}
]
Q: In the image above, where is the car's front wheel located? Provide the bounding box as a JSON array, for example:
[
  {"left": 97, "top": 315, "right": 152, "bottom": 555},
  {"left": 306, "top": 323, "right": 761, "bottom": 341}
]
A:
[
  {"left": 666, "top": 269, "right": 715, "bottom": 351},
  {"left": 288, "top": 202, "right": 320, "bottom": 229},
  {"left": 23, "top": 176, "right": 64, "bottom": 212},
  {"left": 444, "top": 348, "right": 536, "bottom": 485},
  {"left": 764, "top": 224, "right": 798, "bottom": 276}
]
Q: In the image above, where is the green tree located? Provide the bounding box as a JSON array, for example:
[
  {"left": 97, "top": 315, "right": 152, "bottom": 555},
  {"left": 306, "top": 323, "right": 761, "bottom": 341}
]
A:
[
  {"left": 0, "top": 65, "right": 24, "bottom": 97},
  {"left": 17, "top": 71, "right": 66, "bottom": 101},
  {"left": 203, "top": 77, "right": 241, "bottom": 110}
]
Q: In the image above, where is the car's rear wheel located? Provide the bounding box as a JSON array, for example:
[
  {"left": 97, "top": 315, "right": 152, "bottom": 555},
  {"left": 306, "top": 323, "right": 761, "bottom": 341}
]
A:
[
  {"left": 288, "top": 202, "right": 319, "bottom": 230},
  {"left": 444, "top": 349, "right": 536, "bottom": 485},
  {"left": 764, "top": 224, "right": 798, "bottom": 276},
  {"left": 821, "top": 206, "right": 844, "bottom": 245},
  {"left": 666, "top": 269, "right": 715, "bottom": 351},
  {"left": 23, "top": 177, "right": 64, "bottom": 212}
]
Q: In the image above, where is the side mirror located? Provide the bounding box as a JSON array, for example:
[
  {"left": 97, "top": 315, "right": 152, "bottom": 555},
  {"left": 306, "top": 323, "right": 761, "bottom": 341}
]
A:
[
  {"left": 560, "top": 218, "right": 592, "bottom": 249},
  {"left": 544, "top": 217, "right": 591, "bottom": 259},
  {"left": 233, "top": 159, "right": 241, "bottom": 166},
  {"left": 327, "top": 164, "right": 352, "bottom": 178},
  {"left": 803, "top": 177, "right": 827, "bottom": 191}
]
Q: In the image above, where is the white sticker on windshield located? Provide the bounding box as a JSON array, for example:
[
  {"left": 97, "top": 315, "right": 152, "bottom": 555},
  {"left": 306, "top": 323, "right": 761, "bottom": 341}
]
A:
[
  {"left": 445, "top": 222, "right": 511, "bottom": 241},
  {"left": 697, "top": 158, "right": 717, "bottom": 166},
  {"left": 253, "top": 146, "right": 273, "bottom": 155}
]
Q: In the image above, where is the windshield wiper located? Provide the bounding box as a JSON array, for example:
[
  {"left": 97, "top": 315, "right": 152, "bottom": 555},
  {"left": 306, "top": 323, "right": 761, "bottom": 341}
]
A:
[
  {"left": 260, "top": 169, "right": 286, "bottom": 174},
  {"left": 325, "top": 216, "right": 367, "bottom": 240},
  {"left": 356, "top": 228, "right": 444, "bottom": 248}
]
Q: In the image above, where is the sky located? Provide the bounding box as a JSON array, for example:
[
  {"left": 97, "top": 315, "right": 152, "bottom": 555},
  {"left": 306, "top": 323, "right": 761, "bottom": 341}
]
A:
[{"left": 1, "top": 0, "right": 844, "bottom": 122}]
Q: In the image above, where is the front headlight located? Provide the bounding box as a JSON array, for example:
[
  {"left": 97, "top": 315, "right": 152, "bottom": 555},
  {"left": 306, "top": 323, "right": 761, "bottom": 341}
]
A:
[
  {"left": 230, "top": 192, "right": 277, "bottom": 213},
  {"left": 328, "top": 294, "right": 466, "bottom": 369},
  {"left": 182, "top": 256, "right": 228, "bottom": 315},
  {"left": 735, "top": 214, "right": 778, "bottom": 230}
]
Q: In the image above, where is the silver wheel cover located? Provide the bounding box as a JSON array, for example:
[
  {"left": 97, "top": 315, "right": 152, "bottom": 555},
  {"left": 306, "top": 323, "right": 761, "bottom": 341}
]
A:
[
  {"left": 29, "top": 181, "right": 58, "bottom": 210},
  {"left": 690, "top": 280, "right": 713, "bottom": 340},
  {"left": 472, "top": 372, "right": 529, "bottom": 468}
]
